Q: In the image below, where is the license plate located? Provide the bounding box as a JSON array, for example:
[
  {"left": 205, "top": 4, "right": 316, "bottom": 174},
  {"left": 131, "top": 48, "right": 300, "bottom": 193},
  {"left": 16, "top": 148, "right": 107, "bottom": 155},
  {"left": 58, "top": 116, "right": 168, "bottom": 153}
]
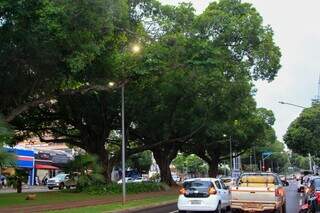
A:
[
  {"left": 190, "top": 200, "right": 201, "bottom": 205},
  {"left": 244, "top": 203, "right": 260, "bottom": 208}
]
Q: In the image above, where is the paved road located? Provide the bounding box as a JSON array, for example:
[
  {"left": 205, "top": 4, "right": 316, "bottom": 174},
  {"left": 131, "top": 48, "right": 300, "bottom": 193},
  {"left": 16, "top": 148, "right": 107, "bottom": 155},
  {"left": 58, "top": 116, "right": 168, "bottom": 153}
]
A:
[
  {"left": 135, "top": 180, "right": 305, "bottom": 213},
  {"left": 0, "top": 185, "right": 59, "bottom": 194},
  {"left": 287, "top": 180, "right": 306, "bottom": 213}
]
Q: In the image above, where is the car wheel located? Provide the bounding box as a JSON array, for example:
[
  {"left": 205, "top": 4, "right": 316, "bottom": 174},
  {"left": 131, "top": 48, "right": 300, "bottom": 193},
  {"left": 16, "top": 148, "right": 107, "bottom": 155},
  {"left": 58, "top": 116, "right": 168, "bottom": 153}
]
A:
[
  {"left": 282, "top": 203, "right": 286, "bottom": 213},
  {"left": 59, "top": 183, "right": 64, "bottom": 190},
  {"left": 274, "top": 205, "right": 284, "bottom": 213},
  {"left": 48, "top": 187, "right": 53, "bottom": 190},
  {"left": 215, "top": 202, "right": 222, "bottom": 213}
]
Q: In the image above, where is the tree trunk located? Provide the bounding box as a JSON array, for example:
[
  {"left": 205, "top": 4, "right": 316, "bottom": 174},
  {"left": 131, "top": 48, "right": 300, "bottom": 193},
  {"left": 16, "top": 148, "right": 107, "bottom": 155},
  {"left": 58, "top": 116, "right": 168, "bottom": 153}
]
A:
[
  {"left": 85, "top": 136, "right": 113, "bottom": 183},
  {"left": 152, "top": 145, "right": 178, "bottom": 186},
  {"left": 208, "top": 156, "right": 219, "bottom": 178}
]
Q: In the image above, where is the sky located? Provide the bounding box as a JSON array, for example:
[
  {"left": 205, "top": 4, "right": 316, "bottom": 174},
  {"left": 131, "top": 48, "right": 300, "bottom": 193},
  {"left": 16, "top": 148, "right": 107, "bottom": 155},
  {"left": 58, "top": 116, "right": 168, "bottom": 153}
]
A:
[{"left": 160, "top": 0, "right": 320, "bottom": 141}]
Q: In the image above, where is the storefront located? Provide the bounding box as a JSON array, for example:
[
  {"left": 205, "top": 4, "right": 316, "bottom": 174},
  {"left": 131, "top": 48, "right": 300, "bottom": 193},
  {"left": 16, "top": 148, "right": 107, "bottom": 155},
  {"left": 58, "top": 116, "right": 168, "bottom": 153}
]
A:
[
  {"left": 34, "top": 151, "right": 59, "bottom": 183},
  {"left": 6, "top": 148, "right": 35, "bottom": 186}
]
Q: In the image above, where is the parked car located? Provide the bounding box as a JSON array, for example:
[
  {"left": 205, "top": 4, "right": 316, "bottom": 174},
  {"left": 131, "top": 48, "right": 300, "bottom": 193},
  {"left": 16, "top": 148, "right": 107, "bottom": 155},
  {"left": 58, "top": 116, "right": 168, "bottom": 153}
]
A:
[
  {"left": 132, "top": 177, "right": 148, "bottom": 183},
  {"left": 177, "top": 178, "right": 230, "bottom": 213},
  {"left": 230, "top": 172, "right": 286, "bottom": 212},
  {"left": 65, "top": 173, "right": 78, "bottom": 189},
  {"left": 117, "top": 177, "right": 134, "bottom": 184},
  {"left": 47, "top": 173, "right": 76, "bottom": 190},
  {"left": 172, "top": 174, "right": 181, "bottom": 182}
]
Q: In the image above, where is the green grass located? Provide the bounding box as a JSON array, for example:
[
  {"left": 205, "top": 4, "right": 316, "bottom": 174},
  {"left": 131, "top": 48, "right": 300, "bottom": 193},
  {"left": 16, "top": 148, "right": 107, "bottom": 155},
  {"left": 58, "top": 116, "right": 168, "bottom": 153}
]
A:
[
  {"left": 0, "top": 191, "right": 107, "bottom": 208},
  {"left": 48, "top": 195, "right": 177, "bottom": 213}
]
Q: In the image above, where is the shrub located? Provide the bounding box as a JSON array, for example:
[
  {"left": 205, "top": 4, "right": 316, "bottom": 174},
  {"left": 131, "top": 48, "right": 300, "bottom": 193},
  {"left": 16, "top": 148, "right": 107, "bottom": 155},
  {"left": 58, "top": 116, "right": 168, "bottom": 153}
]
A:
[
  {"left": 63, "top": 154, "right": 105, "bottom": 191},
  {"left": 82, "top": 182, "right": 169, "bottom": 195}
]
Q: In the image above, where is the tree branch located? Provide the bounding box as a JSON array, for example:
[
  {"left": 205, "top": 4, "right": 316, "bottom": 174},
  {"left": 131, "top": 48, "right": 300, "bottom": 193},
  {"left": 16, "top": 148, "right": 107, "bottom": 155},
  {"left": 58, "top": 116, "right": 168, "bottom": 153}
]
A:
[
  {"left": 219, "top": 150, "right": 247, "bottom": 161},
  {"left": 127, "top": 122, "right": 205, "bottom": 155},
  {"left": 4, "top": 80, "right": 129, "bottom": 122}
]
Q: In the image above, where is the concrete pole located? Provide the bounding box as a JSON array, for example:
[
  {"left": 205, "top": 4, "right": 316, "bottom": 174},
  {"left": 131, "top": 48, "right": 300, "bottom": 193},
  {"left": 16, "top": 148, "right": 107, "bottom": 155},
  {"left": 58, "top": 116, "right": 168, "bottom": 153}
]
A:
[
  {"left": 121, "top": 85, "right": 126, "bottom": 205},
  {"left": 229, "top": 136, "right": 232, "bottom": 176}
]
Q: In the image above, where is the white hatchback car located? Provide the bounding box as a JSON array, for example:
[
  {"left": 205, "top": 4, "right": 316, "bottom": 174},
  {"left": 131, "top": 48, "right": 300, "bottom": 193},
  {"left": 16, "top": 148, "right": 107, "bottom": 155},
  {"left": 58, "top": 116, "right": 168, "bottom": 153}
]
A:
[{"left": 177, "top": 178, "right": 231, "bottom": 213}]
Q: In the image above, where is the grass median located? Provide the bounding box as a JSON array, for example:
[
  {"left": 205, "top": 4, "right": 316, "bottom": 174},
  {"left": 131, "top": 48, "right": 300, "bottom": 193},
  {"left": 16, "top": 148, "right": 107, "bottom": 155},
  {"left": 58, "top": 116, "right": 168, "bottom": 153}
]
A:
[
  {"left": 0, "top": 191, "right": 107, "bottom": 208},
  {"left": 47, "top": 194, "right": 177, "bottom": 213}
]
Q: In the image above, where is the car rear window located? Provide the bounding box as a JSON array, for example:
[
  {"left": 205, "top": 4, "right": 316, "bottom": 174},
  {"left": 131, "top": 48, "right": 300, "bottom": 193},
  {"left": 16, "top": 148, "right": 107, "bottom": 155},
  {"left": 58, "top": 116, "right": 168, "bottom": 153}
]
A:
[
  {"left": 183, "top": 180, "right": 213, "bottom": 198},
  {"left": 313, "top": 178, "right": 320, "bottom": 190},
  {"left": 183, "top": 180, "right": 212, "bottom": 190}
]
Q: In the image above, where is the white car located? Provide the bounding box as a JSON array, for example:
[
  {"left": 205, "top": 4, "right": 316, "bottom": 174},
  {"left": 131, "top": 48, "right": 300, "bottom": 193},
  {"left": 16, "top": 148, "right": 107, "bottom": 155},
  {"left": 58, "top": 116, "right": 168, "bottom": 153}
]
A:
[
  {"left": 177, "top": 178, "right": 231, "bottom": 213},
  {"left": 132, "top": 177, "right": 148, "bottom": 183},
  {"left": 117, "top": 177, "right": 134, "bottom": 184},
  {"left": 172, "top": 174, "right": 181, "bottom": 182}
]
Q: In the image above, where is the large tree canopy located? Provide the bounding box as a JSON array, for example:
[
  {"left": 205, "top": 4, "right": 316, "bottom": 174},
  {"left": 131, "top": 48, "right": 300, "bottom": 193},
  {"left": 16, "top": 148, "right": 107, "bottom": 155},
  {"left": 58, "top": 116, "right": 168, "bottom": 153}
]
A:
[
  {"left": 284, "top": 105, "right": 320, "bottom": 157},
  {"left": 0, "top": 0, "right": 131, "bottom": 122},
  {"left": 1, "top": 0, "right": 281, "bottom": 185}
]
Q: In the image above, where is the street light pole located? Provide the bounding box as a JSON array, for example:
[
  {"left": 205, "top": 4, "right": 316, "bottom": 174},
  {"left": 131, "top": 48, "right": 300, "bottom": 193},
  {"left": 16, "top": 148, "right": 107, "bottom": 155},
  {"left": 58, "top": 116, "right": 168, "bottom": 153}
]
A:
[
  {"left": 278, "top": 101, "right": 306, "bottom": 109},
  {"left": 279, "top": 101, "right": 313, "bottom": 172},
  {"left": 107, "top": 43, "right": 141, "bottom": 206},
  {"left": 121, "top": 84, "right": 126, "bottom": 205},
  {"left": 229, "top": 136, "right": 232, "bottom": 176}
]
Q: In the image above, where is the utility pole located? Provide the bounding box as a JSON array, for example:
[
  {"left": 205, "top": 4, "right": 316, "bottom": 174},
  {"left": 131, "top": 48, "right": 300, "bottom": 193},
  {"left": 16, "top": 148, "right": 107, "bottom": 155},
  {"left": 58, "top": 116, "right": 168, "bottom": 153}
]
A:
[{"left": 309, "top": 153, "right": 313, "bottom": 172}]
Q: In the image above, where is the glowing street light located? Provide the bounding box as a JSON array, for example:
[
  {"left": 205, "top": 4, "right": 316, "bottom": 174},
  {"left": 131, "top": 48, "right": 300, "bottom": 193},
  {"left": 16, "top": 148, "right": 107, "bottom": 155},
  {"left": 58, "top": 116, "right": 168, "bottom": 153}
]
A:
[
  {"left": 108, "top": 81, "right": 116, "bottom": 88},
  {"left": 131, "top": 44, "right": 141, "bottom": 54}
]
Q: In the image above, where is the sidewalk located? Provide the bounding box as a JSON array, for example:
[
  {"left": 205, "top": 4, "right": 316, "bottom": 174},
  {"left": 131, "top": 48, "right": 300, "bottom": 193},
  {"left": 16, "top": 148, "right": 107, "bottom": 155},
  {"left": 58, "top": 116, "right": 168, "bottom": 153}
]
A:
[
  {"left": 0, "top": 188, "right": 178, "bottom": 213},
  {"left": 0, "top": 185, "right": 57, "bottom": 194}
]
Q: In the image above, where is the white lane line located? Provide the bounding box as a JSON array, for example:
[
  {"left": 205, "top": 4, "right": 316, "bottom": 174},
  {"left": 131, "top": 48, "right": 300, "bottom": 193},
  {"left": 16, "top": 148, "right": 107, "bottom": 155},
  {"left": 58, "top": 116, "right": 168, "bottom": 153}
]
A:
[{"left": 168, "top": 211, "right": 178, "bottom": 213}]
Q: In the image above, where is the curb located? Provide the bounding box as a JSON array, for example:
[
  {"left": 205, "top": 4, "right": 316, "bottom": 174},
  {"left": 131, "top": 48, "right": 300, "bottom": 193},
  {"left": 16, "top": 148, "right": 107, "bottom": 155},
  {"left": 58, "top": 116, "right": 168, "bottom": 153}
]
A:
[{"left": 107, "top": 200, "right": 177, "bottom": 213}]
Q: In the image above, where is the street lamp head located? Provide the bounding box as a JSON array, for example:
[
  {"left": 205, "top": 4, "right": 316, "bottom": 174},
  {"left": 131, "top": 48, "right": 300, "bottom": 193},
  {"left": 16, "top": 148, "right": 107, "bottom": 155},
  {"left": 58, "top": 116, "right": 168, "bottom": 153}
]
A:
[
  {"left": 223, "top": 134, "right": 227, "bottom": 138},
  {"left": 108, "top": 81, "right": 116, "bottom": 88},
  {"left": 131, "top": 44, "right": 141, "bottom": 54}
]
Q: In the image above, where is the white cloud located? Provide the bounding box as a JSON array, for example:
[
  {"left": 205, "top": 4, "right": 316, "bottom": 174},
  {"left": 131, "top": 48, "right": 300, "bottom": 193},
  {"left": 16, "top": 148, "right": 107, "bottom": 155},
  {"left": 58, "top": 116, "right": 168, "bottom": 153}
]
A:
[{"left": 159, "top": 0, "right": 320, "bottom": 141}]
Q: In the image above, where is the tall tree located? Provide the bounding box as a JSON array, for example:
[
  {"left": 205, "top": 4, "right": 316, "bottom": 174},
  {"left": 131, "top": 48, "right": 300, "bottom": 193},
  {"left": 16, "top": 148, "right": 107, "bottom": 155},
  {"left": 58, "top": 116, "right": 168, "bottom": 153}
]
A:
[
  {"left": 0, "top": 0, "right": 128, "bottom": 122},
  {"left": 1, "top": 0, "right": 145, "bottom": 182},
  {"left": 127, "top": 0, "right": 281, "bottom": 183},
  {"left": 284, "top": 105, "right": 320, "bottom": 157}
]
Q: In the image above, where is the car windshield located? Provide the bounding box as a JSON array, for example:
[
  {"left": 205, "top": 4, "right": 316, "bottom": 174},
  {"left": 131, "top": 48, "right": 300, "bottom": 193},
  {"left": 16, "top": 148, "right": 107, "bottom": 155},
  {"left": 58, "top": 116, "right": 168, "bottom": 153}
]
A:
[
  {"left": 313, "top": 178, "right": 320, "bottom": 190},
  {"left": 54, "top": 174, "right": 67, "bottom": 180},
  {"left": 183, "top": 180, "right": 212, "bottom": 192}
]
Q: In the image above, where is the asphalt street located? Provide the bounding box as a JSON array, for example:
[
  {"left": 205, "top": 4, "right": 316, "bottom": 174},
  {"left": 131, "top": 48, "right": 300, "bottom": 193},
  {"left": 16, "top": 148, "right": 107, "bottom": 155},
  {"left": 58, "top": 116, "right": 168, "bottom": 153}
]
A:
[{"left": 134, "top": 180, "right": 305, "bottom": 213}]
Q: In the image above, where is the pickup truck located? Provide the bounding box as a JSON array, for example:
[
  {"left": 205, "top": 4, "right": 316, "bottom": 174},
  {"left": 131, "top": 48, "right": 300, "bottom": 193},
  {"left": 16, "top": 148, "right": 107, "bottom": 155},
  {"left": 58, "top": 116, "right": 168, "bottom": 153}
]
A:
[{"left": 230, "top": 172, "right": 286, "bottom": 212}]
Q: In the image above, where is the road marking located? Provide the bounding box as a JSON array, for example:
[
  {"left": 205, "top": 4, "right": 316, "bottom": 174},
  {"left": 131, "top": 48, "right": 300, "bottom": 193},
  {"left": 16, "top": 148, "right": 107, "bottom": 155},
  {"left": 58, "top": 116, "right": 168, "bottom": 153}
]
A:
[
  {"left": 168, "top": 211, "right": 178, "bottom": 213},
  {"left": 299, "top": 198, "right": 303, "bottom": 206}
]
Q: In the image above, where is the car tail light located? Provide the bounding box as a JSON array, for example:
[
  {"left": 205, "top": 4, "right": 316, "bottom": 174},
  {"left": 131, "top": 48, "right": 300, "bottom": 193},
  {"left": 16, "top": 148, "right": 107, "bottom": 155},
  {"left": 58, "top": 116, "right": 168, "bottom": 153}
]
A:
[
  {"left": 275, "top": 188, "right": 284, "bottom": 197},
  {"left": 208, "top": 187, "right": 217, "bottom": 195},
  {"left": 179, "top": 187, "right": 186, "bottom": 195},
  {"left": 306, "top": 187, "right": 311, "bottom": 194},
  {"left": 316, "top": 192, "right": 320, "bottom": 204}
]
